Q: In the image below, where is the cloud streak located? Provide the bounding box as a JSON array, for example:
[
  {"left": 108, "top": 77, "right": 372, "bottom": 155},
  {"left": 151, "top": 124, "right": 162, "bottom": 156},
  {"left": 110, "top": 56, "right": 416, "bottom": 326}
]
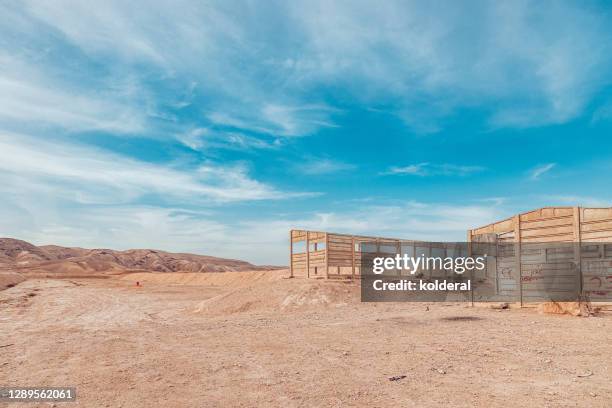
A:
[
  {"left": 0, "top": 133, "right": 312, "bottom": 203},
  {"left": 295, "top": 158, "right": 356, "bottom": 175},
  {"left": 382, "top": 163, "right": 484, "bottom": 177},
  {"left": 529, "top": 163, "right": 556, "bottom": 180},
  {"left": 0, "top": 53, "right": 147, "bottom": 134},
  {"left": 2, "top": 0, "right": 608, "bottom": 139}
]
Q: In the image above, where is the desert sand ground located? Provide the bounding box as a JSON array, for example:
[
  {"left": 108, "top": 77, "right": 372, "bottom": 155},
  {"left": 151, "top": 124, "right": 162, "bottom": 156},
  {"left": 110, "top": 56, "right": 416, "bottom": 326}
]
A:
[{"left": 1, "top": 270, "right": 611, "bottom": 407}]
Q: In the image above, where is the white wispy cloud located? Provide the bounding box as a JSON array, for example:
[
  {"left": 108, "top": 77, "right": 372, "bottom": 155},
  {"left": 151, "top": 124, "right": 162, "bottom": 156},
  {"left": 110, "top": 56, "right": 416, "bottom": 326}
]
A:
[
  {"left": 382, "top": 163, "right": 484, "bottom": 177},
  {"left": 529, "top": 163, "right": 556, "bottom": 180},
  {"left": 9, "top": 1, "right": 339, "bottom": 139},
  {"left": 288, "top": 0, "right": 612, "bottom": 130},
  {"left": 478, "top": 197, "right": 508, "bottom": 206},
  {"left": 0, "top": 199, "right": 505, "bottom": 264},
  {"left": 0, "top": 133, "right": 312, "bottom": 203},
  {"left": 0, "top": 53, "right": 147, "bottom": 134},
  {"left": 0, "top": 132, "right": 322, "bottom": 264},
  {"left": 2, "top": 0, "right": 607, "bottom": 138},
  {"left": 294, "top": 158, "right": 355, "bottom": 175},
  {"left": 176, "top": 127, "right": 281, "bottom": 152},
  {"left": 206, "top": 104, "right": 338, "bottom": 138},
  {"left": 539, "top": 195, "right": 610, "bottom": 207},
  {"left": 176, "top": 128, "right": 209, "bottom": 150}
]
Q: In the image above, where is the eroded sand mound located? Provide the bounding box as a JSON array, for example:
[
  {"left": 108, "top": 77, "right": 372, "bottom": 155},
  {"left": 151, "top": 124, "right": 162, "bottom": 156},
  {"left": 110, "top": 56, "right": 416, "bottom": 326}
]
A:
[
  {"left": 538, "top": 301, "right": 594, "bottom": 316},
  {"left": 119, "top": 270, "right": 286, "bottom": 286},
  {"left": 118, "top": 270, "right": 359, "bottom": 315},
  {"left": 192, "top": 276, "right": 360, "bottom": 315},
  {"left": 0, "top": 272, "right": 26, "bottom": 290}
]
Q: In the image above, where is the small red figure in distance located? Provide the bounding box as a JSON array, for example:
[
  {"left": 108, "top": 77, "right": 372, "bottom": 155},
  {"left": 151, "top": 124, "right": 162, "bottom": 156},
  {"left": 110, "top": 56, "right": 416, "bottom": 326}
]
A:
[{"left": 136, "top": 281, "right": 140, "bottom": 287}]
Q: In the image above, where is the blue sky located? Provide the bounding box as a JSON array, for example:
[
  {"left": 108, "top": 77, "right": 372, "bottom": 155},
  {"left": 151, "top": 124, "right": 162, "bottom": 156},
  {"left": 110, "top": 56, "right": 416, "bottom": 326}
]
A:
[{"left": 1, "top": 0, "right": 611, "bottom": 264}]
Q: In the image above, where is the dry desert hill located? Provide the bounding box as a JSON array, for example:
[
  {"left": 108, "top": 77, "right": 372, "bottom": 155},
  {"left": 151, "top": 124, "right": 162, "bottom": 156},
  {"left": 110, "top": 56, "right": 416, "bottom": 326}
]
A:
[{"left": 0, "top": 237, "right": 279, "bottom": 287}]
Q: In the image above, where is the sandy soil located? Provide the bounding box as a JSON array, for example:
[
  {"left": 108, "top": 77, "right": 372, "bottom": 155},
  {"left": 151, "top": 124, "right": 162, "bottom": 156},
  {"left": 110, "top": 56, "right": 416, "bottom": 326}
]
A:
[
  {"left": 0, "top": 272, "right": 26, "bottom": 290},
  {"left": 1, "top": 271, "right": 611, "bottom": 407}
]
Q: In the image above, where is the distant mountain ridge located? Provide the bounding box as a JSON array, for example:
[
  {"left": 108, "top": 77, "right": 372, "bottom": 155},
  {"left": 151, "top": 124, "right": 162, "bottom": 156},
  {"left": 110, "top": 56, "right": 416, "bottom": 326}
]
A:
[{"left": 0, "top": 238, "right": 278, "bottom": 274}]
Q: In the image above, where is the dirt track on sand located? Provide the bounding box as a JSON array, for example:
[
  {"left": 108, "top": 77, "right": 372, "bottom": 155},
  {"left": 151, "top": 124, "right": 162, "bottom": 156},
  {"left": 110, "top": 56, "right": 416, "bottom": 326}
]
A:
[{"left": 1, "top": 271, "right": 611, "bottom": 407}]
